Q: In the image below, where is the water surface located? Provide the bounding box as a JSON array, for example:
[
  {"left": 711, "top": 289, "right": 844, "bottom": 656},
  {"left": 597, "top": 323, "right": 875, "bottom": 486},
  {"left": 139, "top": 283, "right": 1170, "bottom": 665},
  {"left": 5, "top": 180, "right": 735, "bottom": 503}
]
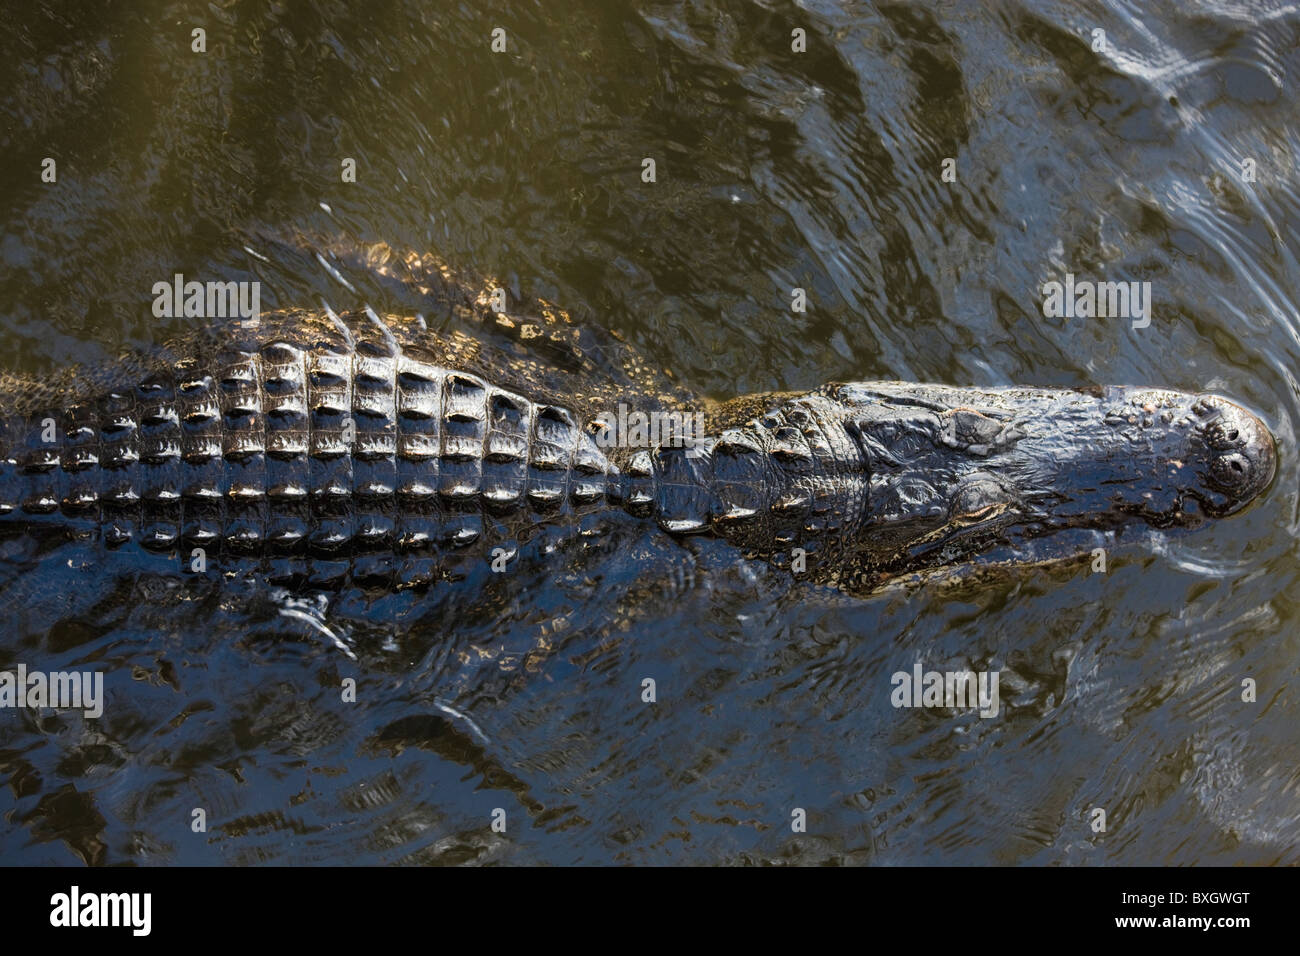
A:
[{"left": 1, "top": 0, "right": 1298, "bottom": 864}]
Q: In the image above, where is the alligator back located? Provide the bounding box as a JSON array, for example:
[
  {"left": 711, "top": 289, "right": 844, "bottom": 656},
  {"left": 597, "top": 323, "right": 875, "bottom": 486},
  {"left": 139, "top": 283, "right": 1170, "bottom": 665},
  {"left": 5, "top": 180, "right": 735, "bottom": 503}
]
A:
[
  {"left": 0, "top": 302, "right": 876, "bottom": 595},
  {"left": 0, "top": 309, "right": 644, "bottom": 590}
]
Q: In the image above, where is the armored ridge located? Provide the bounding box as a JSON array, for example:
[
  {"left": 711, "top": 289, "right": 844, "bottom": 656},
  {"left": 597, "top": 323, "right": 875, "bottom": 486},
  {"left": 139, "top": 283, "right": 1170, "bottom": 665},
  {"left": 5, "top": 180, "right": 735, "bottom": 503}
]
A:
[
  {"left": 0, "top": 313, "right": 873, "bottom": 586},
  {"left": 0, "top": 334, "right": 614, "bottom": 577}
]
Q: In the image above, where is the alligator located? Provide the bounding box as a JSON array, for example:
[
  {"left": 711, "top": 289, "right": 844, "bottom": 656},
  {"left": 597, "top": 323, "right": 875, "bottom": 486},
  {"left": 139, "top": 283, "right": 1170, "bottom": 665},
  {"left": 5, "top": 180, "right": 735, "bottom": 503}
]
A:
[{"left": 0, "top": 244, "right": 1277, "bottom": 602}]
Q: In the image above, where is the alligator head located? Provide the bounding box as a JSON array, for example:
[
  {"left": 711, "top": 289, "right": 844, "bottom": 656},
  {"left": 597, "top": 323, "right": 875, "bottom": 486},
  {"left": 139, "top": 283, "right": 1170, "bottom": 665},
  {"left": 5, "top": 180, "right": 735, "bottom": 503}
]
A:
[{"left": 818, "top": 382, "right": 1276, "bottom": 583}]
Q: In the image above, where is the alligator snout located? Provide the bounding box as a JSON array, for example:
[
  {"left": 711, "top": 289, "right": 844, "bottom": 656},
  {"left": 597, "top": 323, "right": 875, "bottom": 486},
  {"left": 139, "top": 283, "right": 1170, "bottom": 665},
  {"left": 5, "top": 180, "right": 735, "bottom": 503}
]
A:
[{"left": 1192, "top": 395, "right": 1276, "bottom": 513}]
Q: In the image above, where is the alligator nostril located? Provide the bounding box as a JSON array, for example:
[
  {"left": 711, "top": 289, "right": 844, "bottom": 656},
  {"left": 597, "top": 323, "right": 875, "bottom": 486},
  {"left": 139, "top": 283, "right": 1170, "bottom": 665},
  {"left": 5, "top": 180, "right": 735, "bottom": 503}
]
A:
[
  {"left": 1204, "top": 419, "right": 1246, "bottom": 451},
  {"left": 1209, "top": 452, "right": 1251, "bottom": 490}
]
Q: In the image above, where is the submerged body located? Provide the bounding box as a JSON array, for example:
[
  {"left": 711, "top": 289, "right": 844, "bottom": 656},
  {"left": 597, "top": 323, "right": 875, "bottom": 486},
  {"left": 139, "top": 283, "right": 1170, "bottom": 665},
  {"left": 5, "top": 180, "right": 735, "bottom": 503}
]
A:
[{"left": 0, "top": 260, "right": 1277, "bottom": 595}]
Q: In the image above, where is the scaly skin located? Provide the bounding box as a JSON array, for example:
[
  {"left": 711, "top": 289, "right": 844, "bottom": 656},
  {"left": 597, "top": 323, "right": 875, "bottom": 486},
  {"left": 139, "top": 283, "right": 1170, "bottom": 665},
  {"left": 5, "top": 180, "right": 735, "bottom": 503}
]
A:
[{"left": 0, "top": 303, "right": 1277, "bottom": 595}]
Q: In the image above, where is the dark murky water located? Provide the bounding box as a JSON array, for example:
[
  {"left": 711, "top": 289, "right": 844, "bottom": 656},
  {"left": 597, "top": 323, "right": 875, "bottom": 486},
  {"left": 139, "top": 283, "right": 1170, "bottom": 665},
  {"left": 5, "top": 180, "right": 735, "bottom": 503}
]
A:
[{"left": 1, "top": 0, "right": 1298, "bottom": 865}]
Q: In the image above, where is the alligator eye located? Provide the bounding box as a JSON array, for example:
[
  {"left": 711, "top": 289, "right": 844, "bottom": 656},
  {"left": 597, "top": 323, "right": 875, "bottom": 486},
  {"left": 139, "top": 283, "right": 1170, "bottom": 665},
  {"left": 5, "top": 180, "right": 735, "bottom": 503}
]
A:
[
  {"left": 944, "top": 408, "right": 1008, "bottom": 451},
  {"left": 949, "top": 479, "right": 1010, "bottom": 523},
  {"left": 952, "top": 503, "right": 1001, "bottom": 524}
]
